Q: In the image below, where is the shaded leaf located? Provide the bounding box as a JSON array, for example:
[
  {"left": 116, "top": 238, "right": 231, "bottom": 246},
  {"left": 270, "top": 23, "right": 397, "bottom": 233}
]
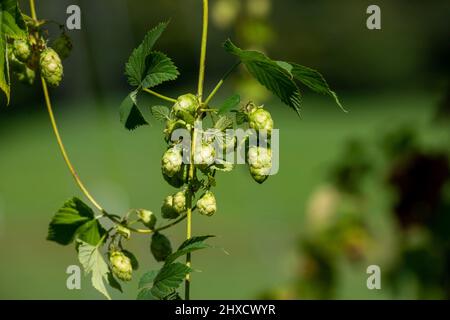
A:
[
  {"left": 218, "top": 94, "right": 240, "bottom": 114},
  {"left": 141, "top": 51, "right": 179, "bottom": 89},
  {"left": 151, "top": 105, "right": 171, "bottom": 122},
  {"left": 224, "top": 40, "right": 302, "bottom": 116},
  {"left": 165, "top": 235, "right": 215, "bottom": 265},
  {"left": 122, "top": 250, "right": 139, "bottom": 270},
  {"left": 47, "top": 197, "right": 97, "bottom": 246},
  {"left": 151, "top": 232, "right": 172, "bottom": 262},
  {"left": 151, "top": 262, "right": 191, "bottom": 299},
  {"left": 119, "top": 91, "right": 148, "bottom": 130}
]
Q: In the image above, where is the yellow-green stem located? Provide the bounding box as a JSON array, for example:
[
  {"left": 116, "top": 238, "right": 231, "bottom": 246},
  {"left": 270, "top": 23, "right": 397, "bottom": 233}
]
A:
[
  {"left": 185, "top": 0, "right": 209, "bottom": 300},
  {"left": 143, "top": 88, "right": 177, "bottom": 103}
]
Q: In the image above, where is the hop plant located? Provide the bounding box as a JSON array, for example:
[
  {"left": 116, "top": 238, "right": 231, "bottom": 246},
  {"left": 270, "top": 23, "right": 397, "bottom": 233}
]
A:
[
  {"left": 248, "top": 146, "right": 273, "bottom": 184},
  {"left": 12, "top": 39, "right": 31, "bottom": 63},
  {"left": 173, "top": 94, "right": 200, "bottom": 123},
  {"left": 161, "top": 191, "right": 186, "bottom": 219},
  {"left": 109, "top": 251, "right": 133, "bottom": 282},
  {"left": 194, "top": 142, "right": 216, "bottom": 170},
  {"left": 197, "top": 191, "right": 217, "bottom": 217},
  {"left": 39, "top": 48, "right": 63, "bottom": 87},
  {"left": 161, "top": 146, "right": 183, "bottom": 178},
  {"left": 136, "top": 209, "right": 157, "bottom": 230},
  {"left": 51, "top": 33, "right": 73, "bottom": 60},
  {"left": 248, "top": 106, "right": 274, "bottom": 134}
]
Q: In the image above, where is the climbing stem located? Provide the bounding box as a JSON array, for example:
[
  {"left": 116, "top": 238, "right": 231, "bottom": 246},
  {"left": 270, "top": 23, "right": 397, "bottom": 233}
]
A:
[
  {"left": 143, "top": 88, "right": 177, "bottom": 103},
  {"left": 204, "top": 61, "right": 241, "bottom": 106},
  {"left": 197, "top": 0, "right": 209, "bottom": 101}
]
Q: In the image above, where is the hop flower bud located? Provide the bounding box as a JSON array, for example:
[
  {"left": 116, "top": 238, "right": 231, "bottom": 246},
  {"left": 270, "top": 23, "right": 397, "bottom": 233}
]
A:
[
  {"left": 161, "top": 147, "right": 183, "bottom": 178},
  {"left": 197, "top": 191, "right": 217, "bottom": 217},
  {"left": 173, "top": 94, "right": 200, "bottom": 122},
  {"left": 39, "top": 48, "right": 63, "bottom": 87},
  {"left": 136, "top": 209, "right": 157, "bottom": 230},
  {"left": 116, "top": 225, "right": 131, "bottom": 240},
  {"left": 172, "top": 191, "right": 187, "bottom": 214},
  {"left": 12, "top": 39, "right": 31, "bottom": 63},
  {"left": 194, "top": 142, "right": 216, "bottom": 170},
  {"left": 249, "top": 107, "right": 273, "bottom": 134},
  {"left": 164, "top": 119, "right": 187, "bottom": 142},
  {"left": 51, "top": 33, "right": 73, "bottom": 60},
  {"left": 161, "top": 191, "right": 186, "bottom": 219},
  {"left": 109, "top": 251, "right": 133, "bottom": 282},
  {"left": 248, "top": 146, "right": 272, "bottom": 184}
]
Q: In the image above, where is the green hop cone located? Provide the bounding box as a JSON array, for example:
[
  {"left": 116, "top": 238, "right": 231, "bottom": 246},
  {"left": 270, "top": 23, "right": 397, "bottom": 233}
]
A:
[
  {"left": 248, "top": 107, "right": 274, "bottom": 134},
  {"left": 51, "top": 33, "right": 73, "bottom": 60},
  {"left": 136, "top": 209, "right": 157, "bottom": 230},
  {"left": 40, "top": 48, "right": 63, "bottom": 87},
  {"left": 194, "top": 142, "right": 216, "bottom": 170},
  {"left": 162, "top": 147, "right": 183, "bottom": 178},
  {"left": 12, "top": 39, "right": 31, "bottom": 63},
  {"left": 109, "top": 251, "right": 133, "bottom": 282},
  {"left": 248, "top": 146, "right": 272, "bottom": 184},
  {"left": 197, "top": 191, "right": 217, "bottom": 217},
  {"left": 164, "top": 119, "right": 187, "bottom": 142},
  {"left": 161, "top": 191, "right": 186, "bottom": 219},
  {"left": 173, "top": 94, "right": 200, "bottom": 123}
]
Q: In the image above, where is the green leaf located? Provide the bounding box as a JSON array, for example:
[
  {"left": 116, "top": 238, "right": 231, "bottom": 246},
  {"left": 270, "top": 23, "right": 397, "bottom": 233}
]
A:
[
  {"left": 218, "top": 94, "right": 241, "bottom": 114},
  {"left": 214, "top": 115, "right": 234, "bottom": 131},
  {"left": 224, "top": 39, "right": 302, "bottom": 116},
  {"left": 151, "top": 232, "right": 173, "bottom": 262},
  {"left": 165, "top": 236, "right": 215, "bottom": 265},
  {"left": 125, "top": 21, "right": 169, "bottom": 86},
  {"left": 119, "top": 91, "right": 149, "bottom": 130},
  {"left": 47, "top": 197, "right": 102, "bottom": 246},
  {"left": 141, "top": 51, "right": 179, "bottom": 89},
  {"left": 151, "top": 105, "right": 171, "bottom": 122},
  {"left": 281, "top": 62, "right": 347, "bottom": 112},
  {"left": 76, "top": 219, "right": 106, "bottom": 246},
  {"left": 107, "top": 270, "right": 123, "bottom": 293},
  {"left": 77, "top": 241, "right": 112, "bottom": 300},
  {"left": 137, "top": 288, "right": 157, "bottom": 300},
  {"left": 0, "top": 0, "right": 27, "bottom": 104},
  {"left": 138, "top": 270, "right": 158, "bottom": 290},
  {"left": 151, "top": 262, "right": 191, "bottom": 299}
]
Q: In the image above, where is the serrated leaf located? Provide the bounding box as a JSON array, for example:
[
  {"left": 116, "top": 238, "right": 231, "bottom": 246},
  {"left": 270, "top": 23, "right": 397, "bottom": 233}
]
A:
[
  {"left": 137, "top": 287, "right": 157, "bottom": 300},
  {"left": 151, "top": 105, "right": 171, "bottom": 122},
  {"left": 141, "top": 51, "right": 179, "bottom": 89},
  {"left": 218, "top": 94, "right": 241, "bottom": 114},
  {"left": 151, "top": 262, "right": 191, "bottom": 299},
  {"left": 119, "top": 91, "right": 149, "bottom": 130},
  {"left": 47, "top": 197, "right": 101, "bottom": 246},
  {"left": 125, "top": 21, "right": 169, "bottom": 86},
  {"left": 76, "top": 219, "right": 106, "bottom": 246},
  {"left": 224, "top": 40, "right": 302, "bottom": 116},
  {"left": 0, "top": 0, "right": 28, "bottom": 104},
  {"left": 138, "top": 270, "right": 158, "bottom": 290},
  {"left": 77, "top": 241, "right": 112, "bottom": 300},
  {"left": 287, "top": 62, "right": 347, "bottom": 112},
  {"left": 165, "top": 236, "right": 215, "bottom": 265},
  {"left": 151, "top": 232, "right": 173, "bottom": 262}
]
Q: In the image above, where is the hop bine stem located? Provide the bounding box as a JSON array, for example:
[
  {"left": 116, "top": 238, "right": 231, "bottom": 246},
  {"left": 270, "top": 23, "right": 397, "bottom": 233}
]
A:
[{"left": 184, "top": 0, "right": 209, "bottom": 301}]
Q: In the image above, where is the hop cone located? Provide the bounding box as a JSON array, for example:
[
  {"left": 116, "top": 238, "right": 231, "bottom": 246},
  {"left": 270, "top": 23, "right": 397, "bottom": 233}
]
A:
[
  {"left": 197, "top": 191, "right": 217, "bottom": 217},
  {"left": 173, "top": 94, "right": 199, "bottom": 122},
  {"left": 13, "top": 39, "right": 31, "bottom": 63},
  {"left": 194, "top": 142, "right": 216, "bottom": 170},
  {"left": 248, "top": 146, "right": 272, "bottom": 184},
  {"left": 161, "top": 191, "right": 186, "bottom": 219},
  {"left": 137, "top": 209, "right": 157, "bottom": 230},
  {"left": 249, "top": 107, "right": 274, "bottom": 134},
  {"left": 40, "top": 48, "right": 63, "bottom": 87},
  {"left": 161, "top": 147, "right": 183, "bottom": 178},
  {"left": 109, "top": 251, "right": 133, "bottom": 282}
]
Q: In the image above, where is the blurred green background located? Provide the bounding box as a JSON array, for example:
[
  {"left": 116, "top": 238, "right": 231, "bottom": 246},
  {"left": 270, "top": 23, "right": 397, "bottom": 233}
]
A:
[{"left": 0, "top": 0, "right": 449, "bottom": 299}]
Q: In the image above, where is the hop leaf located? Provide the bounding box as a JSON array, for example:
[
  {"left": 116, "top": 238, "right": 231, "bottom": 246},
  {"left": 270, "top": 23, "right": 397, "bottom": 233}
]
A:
[{"left": 151, "top": 232, "right": 173, "bottom": 262}]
